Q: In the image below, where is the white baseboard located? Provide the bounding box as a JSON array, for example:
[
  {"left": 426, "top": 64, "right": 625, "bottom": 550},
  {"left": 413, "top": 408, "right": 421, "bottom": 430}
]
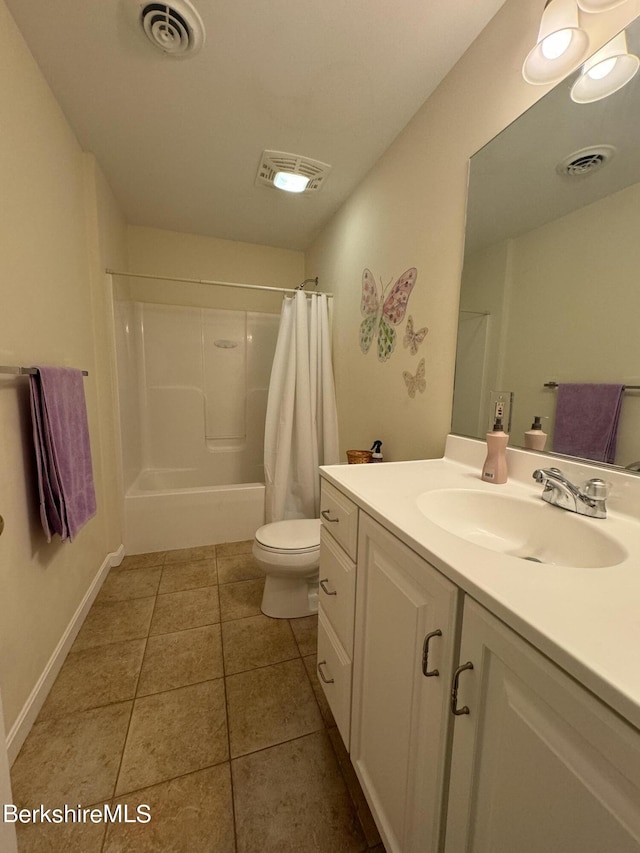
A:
[{"left": 6, "top": 543, "right": 125, "bottom": 765}]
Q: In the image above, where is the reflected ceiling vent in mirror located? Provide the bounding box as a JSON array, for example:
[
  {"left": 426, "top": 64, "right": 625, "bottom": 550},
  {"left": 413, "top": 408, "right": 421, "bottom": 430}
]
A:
[
  {"left": 556, "top": 145, "right": 616, "bottom": 177},
  {"left": 255, "top": 151, "right": 332, "bottom": 194},
  {"left": 138, "top": 1, "right": 205, "bottom": 57}
]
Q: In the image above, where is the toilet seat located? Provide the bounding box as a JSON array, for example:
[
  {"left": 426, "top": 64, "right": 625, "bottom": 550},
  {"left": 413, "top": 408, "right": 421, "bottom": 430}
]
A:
[{"left": 255, "top": 519, "right": 321, "bottom": 554}]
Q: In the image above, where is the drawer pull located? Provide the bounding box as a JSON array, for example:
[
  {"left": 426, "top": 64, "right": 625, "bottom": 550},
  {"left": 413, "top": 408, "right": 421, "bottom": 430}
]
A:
[
  {"left": 321, "top": 509, "right": 340, "bottom": 523},
  {"left": 320, "top": 578, "right": 337, "bottom": 596},
  {"left": 451, "top": 661, "right": 474, "bottom": 716},
  {"left": 317, "top": 660, "right": 335, "bottom": 684},
  {"left": 422, "top": 629, "right": 442, "bottom": 677}
]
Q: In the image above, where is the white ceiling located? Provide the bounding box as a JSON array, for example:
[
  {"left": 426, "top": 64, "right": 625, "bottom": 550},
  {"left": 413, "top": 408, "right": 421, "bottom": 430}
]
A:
[{"left": 6, "top": 0, "right": 506, "bottom": 250}]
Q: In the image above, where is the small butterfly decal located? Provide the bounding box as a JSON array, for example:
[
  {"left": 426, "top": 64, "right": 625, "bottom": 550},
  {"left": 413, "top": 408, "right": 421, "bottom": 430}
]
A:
[
  {"left": 359, "top": 267, "right": 417, "bottom": 362},
  {"left": 403, "top": 358, "right": 426, "bottom": 398},
  {"left": 403, "top": 316, "right": 428, "bottom": 356}
]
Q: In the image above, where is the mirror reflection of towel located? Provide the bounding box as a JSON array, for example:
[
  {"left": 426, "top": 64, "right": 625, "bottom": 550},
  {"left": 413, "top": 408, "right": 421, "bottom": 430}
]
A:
[
  {"left": 552, "top": 383, "right": 624, "bottom": 464},
  {"left": 29, "top": 367, "right": 97, "bottom": 542}
]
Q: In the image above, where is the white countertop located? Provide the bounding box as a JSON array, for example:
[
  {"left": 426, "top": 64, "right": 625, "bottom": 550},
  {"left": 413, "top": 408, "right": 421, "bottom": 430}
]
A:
[{"left": 320, "top": 435, "right": 640, "bottom": 731}]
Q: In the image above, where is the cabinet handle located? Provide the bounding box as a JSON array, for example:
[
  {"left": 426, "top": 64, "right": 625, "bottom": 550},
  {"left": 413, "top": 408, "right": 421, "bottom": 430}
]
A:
[
  {"left": 451, "top": 661, "right": 474, "bottom": 716},
  {"left": 321, "top": 509, "right": 339, "bottom": 523},
  {"left": 320, "top": 578, "right": 337, "bottom": 596},
  {"left": 422, "top": 629, "right": 442, "bottom": 677},
  {"left": 317, "top": 660, "right": 335, "bottom": 684}
]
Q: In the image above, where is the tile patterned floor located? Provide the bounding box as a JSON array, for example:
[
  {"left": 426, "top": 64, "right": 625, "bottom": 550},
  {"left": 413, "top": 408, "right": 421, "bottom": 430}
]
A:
[{"left": 10, "top": 541, "right": 385, "bottom": 852}]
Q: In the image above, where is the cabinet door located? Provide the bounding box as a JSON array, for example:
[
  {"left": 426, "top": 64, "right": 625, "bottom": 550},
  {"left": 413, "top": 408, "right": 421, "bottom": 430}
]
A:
[
  {"left": 445, "top": 598, "right": 640, "bottom": 853},
  {"left": 351, "top": 514, "right": 460, "bottom": 853}
]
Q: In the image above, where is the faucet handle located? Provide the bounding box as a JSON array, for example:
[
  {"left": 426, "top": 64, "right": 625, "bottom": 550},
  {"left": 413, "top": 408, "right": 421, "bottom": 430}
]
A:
[{"left": 584, "top": 478, "right": 609, "bottom": 500}]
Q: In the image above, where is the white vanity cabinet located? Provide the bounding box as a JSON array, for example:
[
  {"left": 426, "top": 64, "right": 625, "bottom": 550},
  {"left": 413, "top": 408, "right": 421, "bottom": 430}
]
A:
[
  {"left": 351, "top": 513, "right": 460, "bottom": 853},
  {"left": 317, "top": 479, "right": 359, "bottom": 748},
  {"left": 318, "top": 470, "right": 640, "bottom": 853},
  {"left": 445, "top": 597, "right": 640, "bottom": 853}
]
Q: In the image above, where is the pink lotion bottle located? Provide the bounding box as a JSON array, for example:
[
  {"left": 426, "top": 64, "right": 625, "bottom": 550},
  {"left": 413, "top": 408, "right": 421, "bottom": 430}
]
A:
[{"left": 481, "top": 417, "right": 509, "bottom": 484}]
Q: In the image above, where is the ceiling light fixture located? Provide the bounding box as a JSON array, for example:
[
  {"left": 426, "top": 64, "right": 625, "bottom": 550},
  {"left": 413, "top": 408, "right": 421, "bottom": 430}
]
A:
[
  {"left": 273, "top": 172, "right": 311, "bottom": 193},
  {"left": 577, "top": 0, "right": 629, "bottom": 11},
  {"left": 255, "top": 151, "right": 332, "bottom": 194},
  {"left": 523, "top": 0, "right": 590, "bottom": 85},
  {"left": 570, "top": 31, "right": 639, "bottom": 102}
]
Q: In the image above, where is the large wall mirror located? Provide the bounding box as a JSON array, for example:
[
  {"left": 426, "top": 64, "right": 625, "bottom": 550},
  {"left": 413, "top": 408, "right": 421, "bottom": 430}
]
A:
[{"left": 453, "top": 15, "right": 640, "bottom": 472}]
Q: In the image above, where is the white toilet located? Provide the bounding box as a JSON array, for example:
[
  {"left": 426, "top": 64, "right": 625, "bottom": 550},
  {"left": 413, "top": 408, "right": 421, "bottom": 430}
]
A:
[{"left": 252, "top": 518, "right": 321, "bottom": 618}]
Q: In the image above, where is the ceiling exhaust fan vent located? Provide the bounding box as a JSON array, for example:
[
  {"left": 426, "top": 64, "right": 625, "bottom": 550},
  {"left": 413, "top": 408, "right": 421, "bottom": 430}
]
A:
[
  {"left": 139, "top": 1, "right": 205, "bottom": 57},
  {"left": 557, "top": 145, "right": 616, "bottom": 178},
  {"left": 255, "top": 151, "right": 332, "bottom": 193}
]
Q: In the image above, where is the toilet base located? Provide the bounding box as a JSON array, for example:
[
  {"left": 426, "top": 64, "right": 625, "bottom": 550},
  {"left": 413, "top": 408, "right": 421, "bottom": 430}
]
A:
[{"left": 260, "top": 574, "right": 319, "bottom": 619}]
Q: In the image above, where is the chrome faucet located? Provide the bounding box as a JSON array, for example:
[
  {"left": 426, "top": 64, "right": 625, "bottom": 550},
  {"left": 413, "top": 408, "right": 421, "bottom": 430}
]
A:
[{"left": 532, "top": 467, "right": 607, "bottom": 519}]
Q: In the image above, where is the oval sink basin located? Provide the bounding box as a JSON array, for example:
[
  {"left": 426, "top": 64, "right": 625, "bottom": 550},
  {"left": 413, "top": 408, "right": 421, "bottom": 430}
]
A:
[{"left": 416, "top": 489, "right": 627, "bottom": 568}]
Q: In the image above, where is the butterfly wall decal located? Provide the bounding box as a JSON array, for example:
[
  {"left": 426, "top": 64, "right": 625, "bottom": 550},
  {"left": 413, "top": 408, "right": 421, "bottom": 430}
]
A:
[
  {"left": 359, "top": 267, "right": 417, "bottom": 361},
  {"left": 403, "top": 358, "right": 426, "bottom": 398},
  {"left": 403, "top": 316, "right": 428, "bottom": 356}
]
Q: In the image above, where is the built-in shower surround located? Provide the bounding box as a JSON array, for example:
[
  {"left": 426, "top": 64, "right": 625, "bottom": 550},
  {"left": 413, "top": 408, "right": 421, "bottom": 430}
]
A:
[
  {"left": 131, "top": 301, "right": 279, "bottom": 483},
  {"left": 115, "top": 298, "right": 279, "bottom": 552}
]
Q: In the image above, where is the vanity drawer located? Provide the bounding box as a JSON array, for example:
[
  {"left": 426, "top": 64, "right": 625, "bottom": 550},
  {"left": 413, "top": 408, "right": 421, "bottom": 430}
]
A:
[
  {"left": 320, "top": 479, "right": 358, "bottom": 560},
  {"left": 317, "top": 609, "right": 352, "bottom": 749},
  {"left": 319, "top": 527, "right": 356, "bottom": 656}
]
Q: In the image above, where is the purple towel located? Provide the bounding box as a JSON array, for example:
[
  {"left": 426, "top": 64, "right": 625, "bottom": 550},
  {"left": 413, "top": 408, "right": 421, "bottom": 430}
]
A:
[
  {"left": 29, "top": 367, "right": 96, "bottom": 542},
  {"left": 552, "top": 383, "right": 624, "bottom": 464}
]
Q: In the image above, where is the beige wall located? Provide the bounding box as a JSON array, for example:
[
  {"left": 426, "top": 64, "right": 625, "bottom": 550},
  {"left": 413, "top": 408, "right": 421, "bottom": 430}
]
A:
[
  {"left": 501, "top": 180, "right": 640, "bottom": 464},
  {"left": 125, "top": 226, "right": 305, "bottom": 314},
  {"left": 306, "top": 0, "right": 640, "bottom": 463},
  {"left": 454, "top": 240, "right": 511, "bottom": 436},
  {"left": 0, "top": 0, "right": 125, "bottom": 735},
  {"left": 458, "top": 180, "right": 640, "bottom": 465}
]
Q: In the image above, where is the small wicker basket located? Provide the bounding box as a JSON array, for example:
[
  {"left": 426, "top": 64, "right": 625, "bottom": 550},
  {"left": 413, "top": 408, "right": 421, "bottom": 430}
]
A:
[{"left": 346, "top": 449, "right": 372, "bottom": 464}]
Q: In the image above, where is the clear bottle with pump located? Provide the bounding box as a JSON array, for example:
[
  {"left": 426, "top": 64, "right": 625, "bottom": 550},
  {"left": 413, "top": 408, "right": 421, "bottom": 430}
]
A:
[
  {"left": 524, "top": 416, "right": 547, "bottom": 451},
  {"left": 481, "top": 417, "right": 509, "bottom": 484}
]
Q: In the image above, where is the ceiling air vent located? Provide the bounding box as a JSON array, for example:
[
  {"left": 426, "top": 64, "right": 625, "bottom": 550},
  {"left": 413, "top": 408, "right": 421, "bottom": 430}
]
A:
[
  {"left": 139, "top": 1, "right": 205, "bottom": 57},
  {"left": 556, "top": 145, "right": 616, "bottom": 178},
  {"left": 255, "top": 151, "right": 332, "bottom": 193}
]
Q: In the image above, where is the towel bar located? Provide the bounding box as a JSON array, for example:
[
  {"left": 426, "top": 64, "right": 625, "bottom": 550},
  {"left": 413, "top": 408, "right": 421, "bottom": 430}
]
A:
[
  {"left": 544, "top": 381, "right": 639, "bottom": 391},
  {"left": 0, "top": 365, "right": 89, "bottom": 377}
]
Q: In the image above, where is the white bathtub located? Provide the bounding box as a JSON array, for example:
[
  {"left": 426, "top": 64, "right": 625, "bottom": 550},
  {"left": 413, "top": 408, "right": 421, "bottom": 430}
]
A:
[{"left": 124, "top": 468, "right": 265, "bottom": 555}]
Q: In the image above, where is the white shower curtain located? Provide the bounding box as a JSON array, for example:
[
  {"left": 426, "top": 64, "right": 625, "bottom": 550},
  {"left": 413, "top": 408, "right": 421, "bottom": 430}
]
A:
[{"left": 264, "top": 291, "right": 339, "bottom": 522}]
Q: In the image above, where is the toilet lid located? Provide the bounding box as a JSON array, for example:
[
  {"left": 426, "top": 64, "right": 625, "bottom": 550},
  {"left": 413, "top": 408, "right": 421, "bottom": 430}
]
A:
[{"left": 255, "top": 518, "right": 321, "bottom": 552}]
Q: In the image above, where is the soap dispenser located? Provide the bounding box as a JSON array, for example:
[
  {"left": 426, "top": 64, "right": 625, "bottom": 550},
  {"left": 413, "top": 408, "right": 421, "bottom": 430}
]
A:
[
  {"left": 370, "top": 440, "right": 383, "bottom": 462},
  {"left": 524, "top": 416, "right": 547, "bottom": 451},
  {"left": 481, "top": 418, "right": 509, "bottom": 484}
]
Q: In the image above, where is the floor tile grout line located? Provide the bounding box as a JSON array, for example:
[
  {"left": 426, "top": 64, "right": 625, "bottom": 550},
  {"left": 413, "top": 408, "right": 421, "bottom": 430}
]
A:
[
  {"left": 219, "top": 596, "right": 240, "bottom": 853},
  {"left": 108, "top": 586, "right": 160, "bottom": 809},
  {"left": 230, "top": 727, "right": 334, "bottom": 764},
  {"left": 94, "top": 757, "right": 234, "bottom": 808}
]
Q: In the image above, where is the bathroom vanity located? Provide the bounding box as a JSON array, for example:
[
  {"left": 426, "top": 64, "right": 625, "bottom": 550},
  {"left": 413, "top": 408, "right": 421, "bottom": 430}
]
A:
[{"left": 317, "top": 436, "right": 640, "bottom": 853}]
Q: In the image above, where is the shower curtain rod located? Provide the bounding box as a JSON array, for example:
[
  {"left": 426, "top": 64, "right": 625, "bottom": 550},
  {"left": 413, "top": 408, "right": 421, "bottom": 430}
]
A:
[{"left": 106, "top": 269, "right": 333, "bottom": 298}]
